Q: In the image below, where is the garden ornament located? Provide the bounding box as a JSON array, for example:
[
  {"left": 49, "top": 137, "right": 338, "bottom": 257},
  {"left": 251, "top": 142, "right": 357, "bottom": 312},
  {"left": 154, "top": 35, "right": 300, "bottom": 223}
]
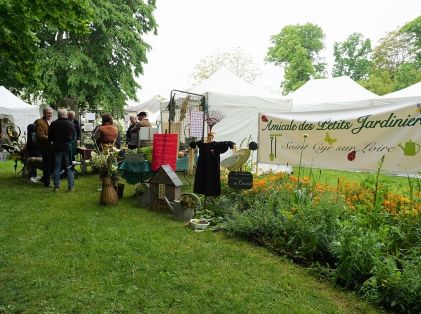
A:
[{"left": 164, "top": 193, "right": 201, "bottom": 222}]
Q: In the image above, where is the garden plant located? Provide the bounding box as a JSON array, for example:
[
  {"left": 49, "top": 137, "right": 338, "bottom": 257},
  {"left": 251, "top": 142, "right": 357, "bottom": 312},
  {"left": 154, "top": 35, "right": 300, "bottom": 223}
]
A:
[{"left": 201, "top": 158, "right": 421, "bottom": 313}]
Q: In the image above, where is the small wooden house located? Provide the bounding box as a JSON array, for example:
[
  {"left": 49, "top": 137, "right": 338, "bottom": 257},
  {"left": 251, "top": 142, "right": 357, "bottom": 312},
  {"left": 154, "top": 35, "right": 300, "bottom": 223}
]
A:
[{"left": 149, "top": 165, "right": 183, "bottom": 211}]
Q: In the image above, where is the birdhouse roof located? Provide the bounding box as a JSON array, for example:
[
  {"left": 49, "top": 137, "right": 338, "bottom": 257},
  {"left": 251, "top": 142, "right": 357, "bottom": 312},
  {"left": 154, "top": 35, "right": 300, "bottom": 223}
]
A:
[{"left": 150, "top": 165, "right": 183, "bottom": 187}]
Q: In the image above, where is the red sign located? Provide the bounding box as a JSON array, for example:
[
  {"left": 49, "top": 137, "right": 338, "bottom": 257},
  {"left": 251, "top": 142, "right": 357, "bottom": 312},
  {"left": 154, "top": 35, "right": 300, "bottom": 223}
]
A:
[{"left": 152, "top": 134, "right": 178, "bottom": 171}]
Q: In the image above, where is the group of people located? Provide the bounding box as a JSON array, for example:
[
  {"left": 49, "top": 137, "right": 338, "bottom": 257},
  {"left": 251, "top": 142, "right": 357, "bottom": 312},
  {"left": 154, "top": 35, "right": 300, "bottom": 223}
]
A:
[
  {"left": 125, "top": 111, "right": 152, "bottom": 149},
  {"left": 31, "top": 107, "right": 80, "bottom": 191},
  {"left": 28, "top": 109, "right": 152, "bottom": 192},
  {"left": 92, "top": 111, "right": 151, "bottom": 150}
]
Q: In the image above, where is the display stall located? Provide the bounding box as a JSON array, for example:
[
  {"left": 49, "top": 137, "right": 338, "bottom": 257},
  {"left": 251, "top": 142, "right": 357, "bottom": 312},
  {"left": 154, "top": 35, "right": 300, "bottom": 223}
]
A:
[{"left": 0, "top": 86, "right": 39, "bottom": 137}]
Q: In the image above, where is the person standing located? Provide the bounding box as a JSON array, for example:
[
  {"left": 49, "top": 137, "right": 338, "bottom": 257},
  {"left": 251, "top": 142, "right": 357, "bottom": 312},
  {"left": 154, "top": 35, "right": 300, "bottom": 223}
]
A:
[
  {"left": 93, "top": 113, "right": 118, "bottom": 151},
  {"left": 126, "top": 114, "right": 138, "bottom": 149},
  {"left": 67, "top": 110, "right": 81, "bottom": 162},
  {"left": 26, "top": 122, "right": 42, "bottom": 182},
  {"left": 49, "top": 108, "right": 76, "bottom": 191},
  {"left": 130, "top": 111, "right": 152, "bottom": 148},
  {"left": 36, "top": 107, "right": 53, "bottom": 187}
]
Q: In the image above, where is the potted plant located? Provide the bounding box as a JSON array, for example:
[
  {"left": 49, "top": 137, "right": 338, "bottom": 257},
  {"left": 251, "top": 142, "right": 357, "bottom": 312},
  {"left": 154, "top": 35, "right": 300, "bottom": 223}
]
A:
[
  {"left": 134, "top": 182, "right": 150, "bottom": 208},
  {"left": 91, "top": 147, "right": 120, "bottom": 205}
]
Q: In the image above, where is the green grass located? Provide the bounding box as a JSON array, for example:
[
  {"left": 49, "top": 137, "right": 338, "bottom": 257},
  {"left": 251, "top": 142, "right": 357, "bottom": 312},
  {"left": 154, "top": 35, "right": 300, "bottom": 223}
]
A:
[
  {"left": 0, "top": 161, "right": 379, "bottom": 313},
  {"left": 295, "top": 166, "right": 411, "bottom": 193}
]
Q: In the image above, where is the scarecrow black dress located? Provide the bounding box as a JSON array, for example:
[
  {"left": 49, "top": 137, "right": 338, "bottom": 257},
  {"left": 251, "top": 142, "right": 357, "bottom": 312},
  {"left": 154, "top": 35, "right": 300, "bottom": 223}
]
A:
[{"left": 189, "top": 140, "right": 235, "bottom": 196}]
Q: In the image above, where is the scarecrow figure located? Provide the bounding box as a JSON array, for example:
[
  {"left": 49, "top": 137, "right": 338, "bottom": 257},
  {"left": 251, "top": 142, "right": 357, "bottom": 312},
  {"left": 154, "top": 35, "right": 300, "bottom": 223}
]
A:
[{"left": 189, "top": 132, "right": 235, "bottom": 196}]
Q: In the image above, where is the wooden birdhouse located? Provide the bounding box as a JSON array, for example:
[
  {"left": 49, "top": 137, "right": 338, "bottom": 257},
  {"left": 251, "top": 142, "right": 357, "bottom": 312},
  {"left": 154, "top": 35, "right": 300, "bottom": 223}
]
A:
[{"left": 149, "top": 165, "right": 183, "bottom": 211}]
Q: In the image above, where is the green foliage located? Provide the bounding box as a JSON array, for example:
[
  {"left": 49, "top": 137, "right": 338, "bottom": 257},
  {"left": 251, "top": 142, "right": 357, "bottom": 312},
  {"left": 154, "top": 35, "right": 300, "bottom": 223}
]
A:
[
  {"left": 0, "top": 0, "right": 93, "bottom": 89},
  {"left": 205, "top": 168, "right": 421, "bottom": 312},
  {"left": 401, "top": 16, "right": 421, "bottom": 66},
  {"left": 358, "top": 18, "right": 421, "bottom": 95},
  {"left": 359, "top": 69, "right": 394, "bottom": 95},
  {"left": 26, "top": 0, "right": 157, "bottom": 114},
  {"left": 332, "top": 33, "right": 372, "bottom": 80},
  {"left": 393, "top": 62, "right": 421, "bottom": 91},
  {"left": 266, "top": 23, "right": 326, "bottom": 95},
  {"left": 1, "top": 0, "right": 157, "bottom": 114},
  {"left": 362, "top": 28, "right": 421, "bottom": 95},
  {"left": 371, "top": 30, "right": 415, "bottom": 74}
]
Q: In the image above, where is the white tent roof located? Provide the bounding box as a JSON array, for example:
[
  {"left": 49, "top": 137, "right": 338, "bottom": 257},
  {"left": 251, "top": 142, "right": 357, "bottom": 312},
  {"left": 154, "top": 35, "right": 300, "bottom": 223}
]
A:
[
  {"left": 0, "top": 86, "right": 40, "bottom": 134},
  {"left": 368, "top": 81, "right": 421, "bottom": 108},
  {"left": 190, "top": 66, "right": 285, "bottom": 99},
  {"left": 380, "top": 82, "right": 421, "bottom": 99},
  {"left": 289, "top": 76, "right": 379, "bottom": 111},
  {"left": 187, "top": 67, "right": 292, "bottom": 151},
  {"left": 128, "top": 95, "right": 164, "bottom": 113}
]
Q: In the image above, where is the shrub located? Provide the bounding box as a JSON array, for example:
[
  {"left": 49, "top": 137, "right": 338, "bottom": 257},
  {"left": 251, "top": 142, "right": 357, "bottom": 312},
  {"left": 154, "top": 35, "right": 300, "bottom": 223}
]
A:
[
  {"left": 278, "top": 192, "right": 344, "bottom": 265},
  {"left": 208, "top": 170, "right": 420, "bottom": 312}
]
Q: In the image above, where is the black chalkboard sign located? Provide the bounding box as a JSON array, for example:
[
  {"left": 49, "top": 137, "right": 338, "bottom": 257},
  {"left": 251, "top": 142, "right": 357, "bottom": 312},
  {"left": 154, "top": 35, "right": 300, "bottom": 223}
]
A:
[{"left": 228, "top": 171, "right": 253, "bottom": 189}]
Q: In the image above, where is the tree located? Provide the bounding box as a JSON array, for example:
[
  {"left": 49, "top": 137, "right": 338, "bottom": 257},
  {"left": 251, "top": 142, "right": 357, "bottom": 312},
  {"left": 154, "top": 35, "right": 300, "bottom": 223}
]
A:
[
  {"left": 191, "top": 47, "right": 260, "bottom": 85},
  {"left": 332, "top": 33, "right": 371, "bottom": 81},
  {"left": 401, "top": 16, "right": 421, "bottom": 66},
  {"left": 371, "top": 29, "right": 416, "bottom": 74},
  {"left": 362, "top": 28, "right": 420, "bottom": 95},
  {"left": 359, "top": 70, "right": 394, "bottom": 96},
  {"left": 266, "top": 23, "right": 326, "bottom": 95},
  {"left": 26, "top": 0, "right": 157, "bottom": 114},
  {"left": 393, "top": 62, "right": 421, "bottom": 90},
  {"left": 0, "top": 0, "right": 93, "bottom": 90}
]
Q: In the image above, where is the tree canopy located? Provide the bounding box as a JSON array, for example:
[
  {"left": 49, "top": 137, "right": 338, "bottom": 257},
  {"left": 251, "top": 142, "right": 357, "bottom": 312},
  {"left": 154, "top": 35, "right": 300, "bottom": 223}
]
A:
[
  {"left": 191, "top": 47, "right": 260, "bottom": 86},
  {"left": 401, "top": 16, "right": 421, "bottom": 66},
  {"left": 0, "top": 0, "right": 93, "bottom": 90},
  {"left": 266, "top": 23, "right": 326, "bottom": 95},
  {"left": 360, "top": 26, "right": 421, "bottom": 95},
  {"left": 332, "top": 33, "right": 371, "bottom": 81},
  {"left": 1, "top": 0, "right": 157, "bottom": 114}
]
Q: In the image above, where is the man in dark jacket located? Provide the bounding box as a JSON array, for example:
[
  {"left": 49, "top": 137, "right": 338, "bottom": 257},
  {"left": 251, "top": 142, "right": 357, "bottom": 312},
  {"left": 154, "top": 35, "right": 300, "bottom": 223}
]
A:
[
  {"left": 67, "top": 110, "right": 81, "bottom": 158},
  {"left": 49, "top": 108, "right": 76, "bottom": 191}
]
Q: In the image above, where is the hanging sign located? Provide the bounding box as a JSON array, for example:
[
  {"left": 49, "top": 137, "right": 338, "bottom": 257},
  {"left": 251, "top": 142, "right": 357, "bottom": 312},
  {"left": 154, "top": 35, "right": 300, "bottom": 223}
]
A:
[{"left": 228, "top": 171, "right": 253, "bottom": 189}]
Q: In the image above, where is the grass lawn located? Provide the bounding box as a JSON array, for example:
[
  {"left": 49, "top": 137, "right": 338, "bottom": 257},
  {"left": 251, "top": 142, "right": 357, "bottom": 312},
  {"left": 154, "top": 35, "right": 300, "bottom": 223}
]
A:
[
  {"left": 0, "top": 161, "right": 379, "bottom": 313},
  {"left": 294, "top": 166, "right": 412, "bottom": 193}
]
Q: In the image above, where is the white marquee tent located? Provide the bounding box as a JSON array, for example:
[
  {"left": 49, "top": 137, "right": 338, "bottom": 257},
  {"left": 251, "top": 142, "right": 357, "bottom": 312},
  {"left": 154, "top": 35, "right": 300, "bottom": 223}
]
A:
[
  {"left": 0, "top": 86, "right": 39, "bottom": 134},
  {"left": 289, "top": 76, "right": 379, "bottom": 112},
  {"left": 378, "top": 82, "right": 421, "bottom": 105},
  {"left": 126, "top": 95, "right": 164, "bottom": 123},
  {"left": 187, "top": 67, "right": 292, "bottom": 146}
]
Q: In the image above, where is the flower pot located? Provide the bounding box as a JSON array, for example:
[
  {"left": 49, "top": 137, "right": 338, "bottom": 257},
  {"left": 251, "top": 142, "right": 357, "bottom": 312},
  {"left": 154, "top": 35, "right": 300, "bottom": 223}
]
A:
[
  {"left": 100, "top": 177, "right": 118, "bottom": 205},
  {"left": 190, "top": 219, "right": 210, "bottom": 231},
  {"left": 136, "top": 192, "right": 150, "bottom": 208}
]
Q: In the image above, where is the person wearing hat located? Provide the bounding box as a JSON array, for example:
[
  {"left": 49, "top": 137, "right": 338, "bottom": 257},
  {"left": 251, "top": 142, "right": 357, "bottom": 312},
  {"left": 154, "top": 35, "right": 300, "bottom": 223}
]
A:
[{"left": 130, "top": 111, "right": 152, "bottom": 147}]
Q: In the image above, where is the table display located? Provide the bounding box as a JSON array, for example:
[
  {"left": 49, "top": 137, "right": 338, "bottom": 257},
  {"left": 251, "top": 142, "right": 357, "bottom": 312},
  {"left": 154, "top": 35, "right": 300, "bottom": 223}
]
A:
[{"left": 118, "top": 156, "right": 189, "bottom": 185}]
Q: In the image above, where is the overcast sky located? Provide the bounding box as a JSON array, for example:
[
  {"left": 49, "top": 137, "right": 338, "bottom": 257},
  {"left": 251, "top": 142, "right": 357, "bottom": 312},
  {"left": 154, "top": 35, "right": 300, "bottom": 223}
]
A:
[{"left": 131, "top": 0, "right": 421, "bottom": 104}]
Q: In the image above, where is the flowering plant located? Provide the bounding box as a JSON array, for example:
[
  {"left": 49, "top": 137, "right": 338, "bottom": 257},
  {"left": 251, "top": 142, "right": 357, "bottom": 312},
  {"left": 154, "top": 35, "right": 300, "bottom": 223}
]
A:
[{"left": 91, "top": 146, "right": 120, "bottom": 178}]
